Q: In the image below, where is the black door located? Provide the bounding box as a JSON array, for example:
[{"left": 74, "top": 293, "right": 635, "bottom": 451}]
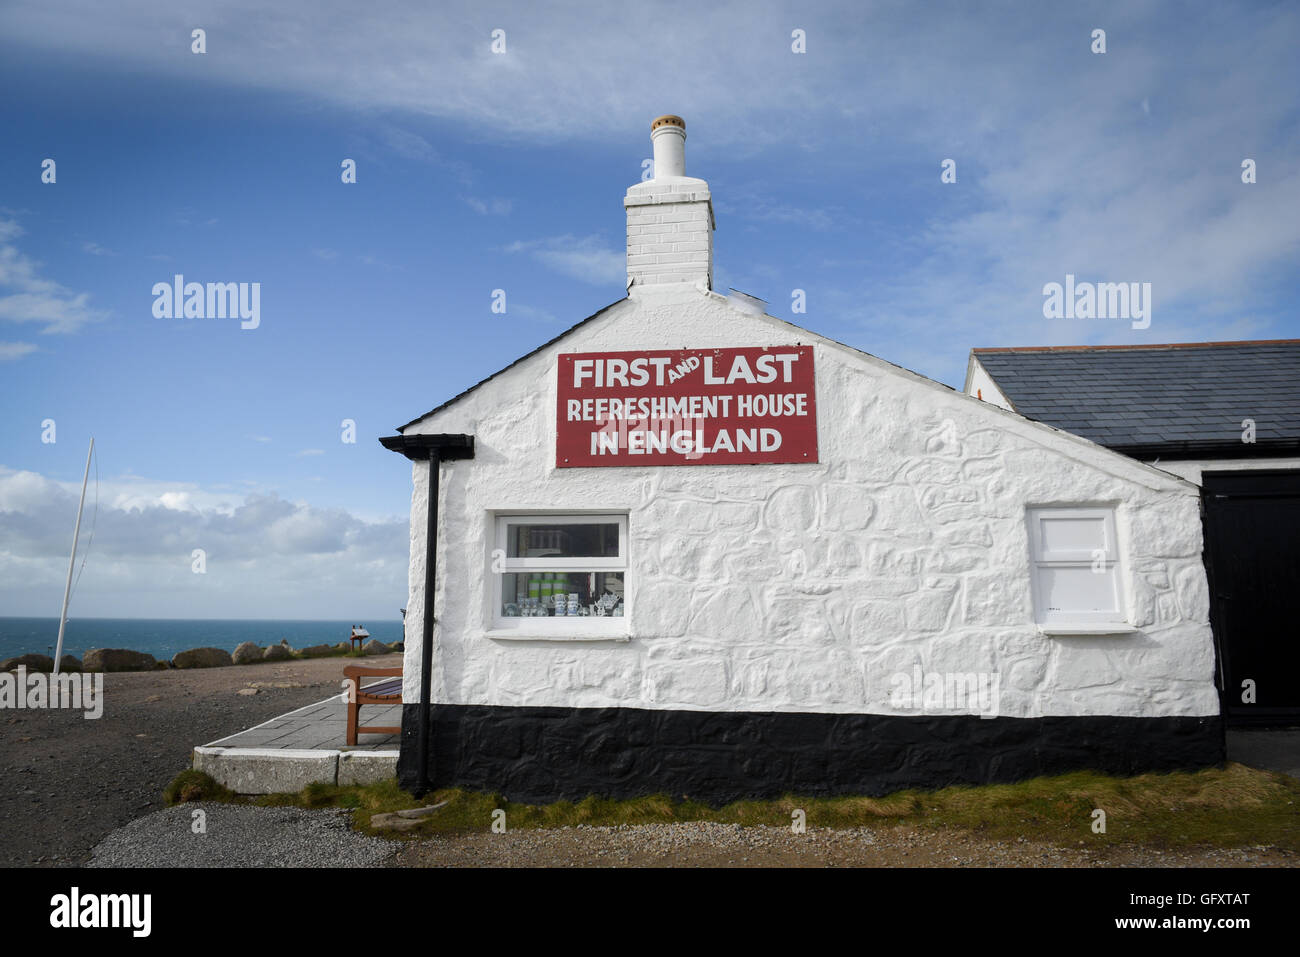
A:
[{"left": 1202, "top": 470, "right": 1300, "bottom": 727}]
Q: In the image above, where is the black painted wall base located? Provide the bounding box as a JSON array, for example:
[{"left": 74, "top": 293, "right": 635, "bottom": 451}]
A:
[{"left": 396, "top": 703, "right": 1225, "bottom": 804}]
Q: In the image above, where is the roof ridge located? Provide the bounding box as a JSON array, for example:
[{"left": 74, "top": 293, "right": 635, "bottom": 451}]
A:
[{"left": 973, "top": 338, "right": 1300, "bottom": 354}]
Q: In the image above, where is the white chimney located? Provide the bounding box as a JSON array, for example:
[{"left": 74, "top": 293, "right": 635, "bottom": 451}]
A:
[
  {"left": 651, "top": 117, "right": 686, "bottom": 177},
  {"left": 625, "top": 115, "right": 714, "bottom": 292}
]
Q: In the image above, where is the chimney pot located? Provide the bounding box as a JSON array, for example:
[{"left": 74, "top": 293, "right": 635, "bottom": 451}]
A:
[{"left": 650, "top": 115, "right": 687, "bottom": 179}]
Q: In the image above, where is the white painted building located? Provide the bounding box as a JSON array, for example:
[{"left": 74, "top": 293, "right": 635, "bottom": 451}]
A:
[
  {"left": 382, "top": 117, "right": 1223, "bottom": 802},
  {"left": 967, "top": 341, "right": 1300, "bottom": 728}
]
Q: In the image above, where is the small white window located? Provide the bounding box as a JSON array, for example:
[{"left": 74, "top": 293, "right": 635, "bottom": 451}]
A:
[
  {"left": 490, "top": 514, "right": 629, "bottom": 639},
  {"left": 1026, "top": 507, "right": 1129, "bottom": 631}
]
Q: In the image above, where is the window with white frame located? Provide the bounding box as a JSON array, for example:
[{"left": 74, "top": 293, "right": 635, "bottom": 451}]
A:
[
  {"left": 492, "top": 514, "right": 628, "bottom": 634},
  {"left": 1026, "top": 507, "right": 1128, "bottom": 629}
]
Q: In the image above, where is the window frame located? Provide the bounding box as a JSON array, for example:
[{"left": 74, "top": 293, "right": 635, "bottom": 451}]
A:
[
  {"left": 1026, "top": 506, "right": 1131, "bottom": 631},
  {"left": 488, "top": 512, "right": 630, "bottom": 639}
]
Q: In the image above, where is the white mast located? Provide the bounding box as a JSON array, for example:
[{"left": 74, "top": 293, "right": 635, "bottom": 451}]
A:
[{"left": 53, "top": 437, "right": 93, "bottom": 676}]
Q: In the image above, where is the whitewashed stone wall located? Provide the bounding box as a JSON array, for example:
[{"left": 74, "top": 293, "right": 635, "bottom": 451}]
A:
[
  {"left": 400, "top": 284, "right": 1219, "bottom": 720},
  {"left": 1146, "top": 457, "right": 1300, "bottom": 486}
]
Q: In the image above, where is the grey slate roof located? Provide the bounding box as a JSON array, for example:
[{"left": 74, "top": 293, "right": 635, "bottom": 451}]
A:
[{"left": 972, "top": 340, "right": 1300, "bottom": 458}]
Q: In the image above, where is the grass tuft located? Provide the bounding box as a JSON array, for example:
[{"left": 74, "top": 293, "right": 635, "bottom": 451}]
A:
[
  {"left": 163, "top": 769, "right": 234, "bottom": 805},
  {"left": 162, "top": 762, "right": 1300, "bottom": 851}
]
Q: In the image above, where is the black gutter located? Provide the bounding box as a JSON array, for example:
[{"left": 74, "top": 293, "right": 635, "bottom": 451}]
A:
[
  {"left": 1104, "top": 439, "right": 1300, "bottom": 461},
  {"left": 379, "top": 433, "right": 475, "bottom": 797},
  {"left": 379, "top": 433, "right": 475, "bottom": 461}
]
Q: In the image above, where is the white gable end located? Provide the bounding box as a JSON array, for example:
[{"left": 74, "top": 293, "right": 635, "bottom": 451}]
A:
[{"left": 397, "top": 283, "right": 1215, "bottom": 722}]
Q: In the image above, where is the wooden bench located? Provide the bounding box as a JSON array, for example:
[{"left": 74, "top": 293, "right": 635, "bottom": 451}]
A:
[{"left": 343, "top": 665, "right": 402, "bottom": 746}]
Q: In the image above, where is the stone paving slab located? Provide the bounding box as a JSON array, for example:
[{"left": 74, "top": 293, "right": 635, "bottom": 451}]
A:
[{"left": 194, "top": 686, "right": 402, "bottom": 794}]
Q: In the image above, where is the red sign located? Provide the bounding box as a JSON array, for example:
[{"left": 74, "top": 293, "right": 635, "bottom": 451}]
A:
[{"left": 556, "top": 346, "right": 818, "bottom": 468}]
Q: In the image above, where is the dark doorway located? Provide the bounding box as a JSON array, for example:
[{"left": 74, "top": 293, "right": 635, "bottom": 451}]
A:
[{"left": 1202, "top": 470, "right": 1300, "bottom": 727}]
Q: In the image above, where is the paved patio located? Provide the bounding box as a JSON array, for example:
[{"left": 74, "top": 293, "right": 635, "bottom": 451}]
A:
[
  {"left": 205, "top": 692, "right": 401, "bottom": 751},
  {"left": 194, "top": 683, "right": 403, "bottom": 794}
]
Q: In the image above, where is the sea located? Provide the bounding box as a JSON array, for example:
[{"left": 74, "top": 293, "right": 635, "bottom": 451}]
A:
[{"left": 0, "top": 618, "right": 407, "bottom": 663}]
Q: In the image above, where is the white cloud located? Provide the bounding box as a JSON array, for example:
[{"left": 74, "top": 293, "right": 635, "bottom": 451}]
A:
[
  {"left": 0, "top": 1, "right": 828, "bottom": 145},
  {"left": 0, "top": 219, "right": 109, "bottom": 335},
  {"left": 509, "top": 303, "right": 558, "bottom": 323},
  {"left": 720, "top": 183, "right": 844, "bottom": 231},
  {"left": 505, "top": 234, "right": 624, "bottom": 285},
  {"left": 462, "top": 195, "right": 512, "bottom": 216},
  {"left": 0, "top": 2, "right": 1293, "bottom": 384},
  {"left": 0, "top": 466, "right": 408, "bottom": 618},
  {"left": 0, "top": 341, "right": 37, "bottom": 360},
  {"left": 378, "top": 125, "right": 440, "bottom": 161}
]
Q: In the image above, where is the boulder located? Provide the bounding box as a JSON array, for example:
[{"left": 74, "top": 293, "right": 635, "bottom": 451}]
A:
[
  {"left": 334, "top": 642, "right": 351, "bottom": 653},
  {"left": 298, "top": 643, "right": 335, "bottom": 658},
  {"left": 389, "top": 642, "right": 405, "bottom": 653},
  {"left": 59, "top": 655, "right": 82, "bottom": 673},
  {"left": 232, "top": 641, "right": 263, "bottom": 665},
  {"left": 83, "top": 648, "right": 158, "bottom": 673},
  {"left": 1, "top": 653, "right": 54, "bottom": 673},
  {"left": 262, "top": 644, "right": 293, "bottom": 661},
  {"left": 171, "top": 647, "right": 234, "bottom": 669},
  {"left": 361, "top": 639, "right": 389, "bottom": 656}
]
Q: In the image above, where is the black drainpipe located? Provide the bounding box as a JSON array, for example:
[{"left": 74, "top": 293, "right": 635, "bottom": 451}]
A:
[
  {"left": 414, "top": 450, "right": 439, "bottom": 797},
  {"left": 378, "top": 433, "right": 475, "bottom": 798}
]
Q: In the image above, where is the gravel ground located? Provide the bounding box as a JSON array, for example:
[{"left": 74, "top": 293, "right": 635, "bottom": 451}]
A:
[
  {"left": 78, "top": 811, "right": 1299, "bottom": 868},
  {"left": 88, "top": 804, "right": 399, "bottom": 868},
  {"left": 391, "top": 822, "right": 1297, "bottom": 868},
  {"left": 0, "top": 653, "right": 402, "bottom": 867}
]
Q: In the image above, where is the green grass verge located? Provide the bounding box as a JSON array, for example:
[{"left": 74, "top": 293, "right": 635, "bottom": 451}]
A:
[{"left": 163, "top": 762, "right": 1300, "bottom": 850}]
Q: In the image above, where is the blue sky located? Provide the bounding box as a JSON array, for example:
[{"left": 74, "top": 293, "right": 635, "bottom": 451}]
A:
[{"left": 1, "top": 0, "right": 1297, "bottom": 619}]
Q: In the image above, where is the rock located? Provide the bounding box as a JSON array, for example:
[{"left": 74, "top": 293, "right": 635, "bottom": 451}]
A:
[
  {"left": 83, "top": 648, "right": 158, "bottom": 673},
  {"left": 58, "top": 655, "right": 82, "bottom": 673},
  {"left": 361, "top": 639, "right": 388, "bottom": 656},
  {"left": 389, "top": 642, "right": 405, "bottom": 653},
  {"left": 298, "top": 643, "right": 336, "bottom": 658},
  {"left": 370, "top": 803, "right": 447, "bottom": 831},
  {"left": 334, "top": 642, "right": 350, "bottom": 652},
  {"left": 262, "top": 644, "right": 293, "bottom": 661},
  {"left": 171, "top": 647, "right": 234, "bottom": 669},
  {"left": 369, "top": 813, "right": 426, "bottom": 832},
  {"left": 1, "top": 653, "right": 54, "bottom": 673},
  {"left": 237, "top": 687, "right": 259, "bottom": 696},
  {"left": 232, "top": 641, "right": 263, "bottom": 665}
]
